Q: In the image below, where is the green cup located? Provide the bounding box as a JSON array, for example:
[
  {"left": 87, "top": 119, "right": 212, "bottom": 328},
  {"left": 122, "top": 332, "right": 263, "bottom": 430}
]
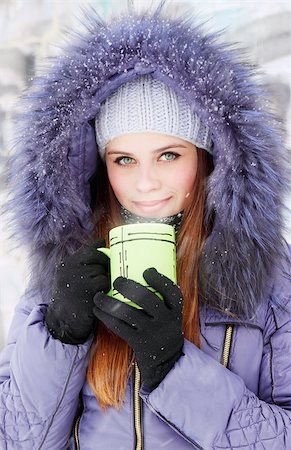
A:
[{"left": 98, "top": 223, "right": 177, "bottom": 309}]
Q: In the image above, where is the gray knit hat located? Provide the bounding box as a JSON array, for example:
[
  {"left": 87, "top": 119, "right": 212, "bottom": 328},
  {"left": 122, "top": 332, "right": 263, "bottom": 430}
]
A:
[{"left": 95, "top": 74, "right": 212, "bottom": 158}]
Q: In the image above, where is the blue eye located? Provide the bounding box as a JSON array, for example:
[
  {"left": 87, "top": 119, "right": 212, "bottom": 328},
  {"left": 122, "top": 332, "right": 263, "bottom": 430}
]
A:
[
  {"left": 115, "top": 156, "right": 134, "bottom": 165},
  {"left": 160, "top": 152, "right": 179, "bottom": 161}
]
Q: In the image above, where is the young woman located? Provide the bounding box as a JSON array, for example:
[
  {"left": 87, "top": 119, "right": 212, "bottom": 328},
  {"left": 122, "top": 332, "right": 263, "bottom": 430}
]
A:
[{"left": 0, "top": 3, "right": 290, "bottom": 449}]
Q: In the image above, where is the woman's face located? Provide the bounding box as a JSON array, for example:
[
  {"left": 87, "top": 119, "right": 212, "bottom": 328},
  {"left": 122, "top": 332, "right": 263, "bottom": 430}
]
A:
[{"left": 105, "top": 133, "right": 198, "bottom": 218}]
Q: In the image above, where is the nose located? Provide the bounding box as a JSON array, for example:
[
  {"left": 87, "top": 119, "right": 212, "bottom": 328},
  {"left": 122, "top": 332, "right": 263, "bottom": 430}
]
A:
[{"left": 135, "top": 165, "right": 161, "bottom": 193}]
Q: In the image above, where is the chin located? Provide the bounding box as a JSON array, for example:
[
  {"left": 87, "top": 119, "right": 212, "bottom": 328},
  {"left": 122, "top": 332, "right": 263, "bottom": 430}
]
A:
[{"left": 135, "top": 209, "right": 177, "bottom": 219}]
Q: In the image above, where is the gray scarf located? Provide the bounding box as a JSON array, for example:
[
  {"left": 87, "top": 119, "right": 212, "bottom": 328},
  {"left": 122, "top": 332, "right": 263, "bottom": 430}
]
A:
[{"left": 120, "top": 205, "right": 183, "bottom": 234}]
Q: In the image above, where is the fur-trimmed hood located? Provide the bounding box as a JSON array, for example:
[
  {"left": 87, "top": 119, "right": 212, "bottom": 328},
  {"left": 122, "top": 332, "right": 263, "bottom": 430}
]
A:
[{"left": 6, "top": 3, "right": 290, "bottom": 317}]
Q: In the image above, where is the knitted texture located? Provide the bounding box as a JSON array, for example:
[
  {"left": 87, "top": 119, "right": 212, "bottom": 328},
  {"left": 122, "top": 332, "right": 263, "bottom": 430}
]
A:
[
  {"left": 95, "top": 74, "right": 212, "bottom": 157},
  {"left": 4, "top": 3, "right": 290, "bottom": 318}
]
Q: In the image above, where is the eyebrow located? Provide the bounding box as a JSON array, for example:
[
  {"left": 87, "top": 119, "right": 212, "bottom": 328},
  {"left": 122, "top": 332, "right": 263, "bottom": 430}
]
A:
[{"left": 106, "top": 144, "right": 188, "bottom": 156}]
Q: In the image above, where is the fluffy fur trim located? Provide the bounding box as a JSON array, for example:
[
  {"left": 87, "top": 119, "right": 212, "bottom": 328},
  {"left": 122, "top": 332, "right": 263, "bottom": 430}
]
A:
[{"left": 5, "top": 2, "right": 290, "bottom": 314}]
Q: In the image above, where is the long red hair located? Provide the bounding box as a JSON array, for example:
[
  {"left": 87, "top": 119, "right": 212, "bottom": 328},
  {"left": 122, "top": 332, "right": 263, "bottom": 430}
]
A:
[{"left": 87, "top": 148, "right": 213, "bottom": 409}]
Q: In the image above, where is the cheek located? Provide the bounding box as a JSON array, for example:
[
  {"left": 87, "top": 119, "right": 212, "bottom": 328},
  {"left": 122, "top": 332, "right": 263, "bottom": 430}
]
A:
[
  {"left": 107, "top": 165, "right": 129, "bottom": 200},
  {"left": 183, "top": 168, "right": 197, "bottom": 192},
  {"left": 176, "top": 167, "right": 197, "bottom": 211},
  {"left": 177, "top": 160, "right": 197, "bottom": 194}
]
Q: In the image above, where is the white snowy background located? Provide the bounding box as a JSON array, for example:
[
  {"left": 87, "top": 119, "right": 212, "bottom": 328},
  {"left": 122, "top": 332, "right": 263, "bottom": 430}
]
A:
[{"left": 0, "top": 0, "right": 290, "bottom": 350}]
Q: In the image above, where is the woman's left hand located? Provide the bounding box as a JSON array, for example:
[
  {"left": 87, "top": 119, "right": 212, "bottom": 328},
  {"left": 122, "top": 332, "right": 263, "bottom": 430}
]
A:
[{"left": 93, "top": 268, "right": 184, "bottom": 390}]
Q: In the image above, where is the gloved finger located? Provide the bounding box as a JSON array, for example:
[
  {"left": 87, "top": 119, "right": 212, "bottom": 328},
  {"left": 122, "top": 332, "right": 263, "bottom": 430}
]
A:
[
  {"left": 82, "top": 257, "right": 109, "bottom": 277},
  {"left": 94, "top": 292, "right": 146, "bottom": 326},
  {"left": 93, "top": 304, "right": 136, "bottom": 340},
  {"left": 78, "top": 243, "right": 109, "bottom": 267},
  {"left": 143, "top": 268, "right": 183, "bottom": 310},
  {"left": 69, "top": 239, "right": 108, "bottom": 266},
  {"left": 86, "top": 274, "right": 110, "bottom": 294},
  {"left": 55, "top": 263, "right": 108, "bottom": 287},
  {"left": 113, "top": 277, "right": 163, "bottom": 316},
  {"left": 95, "top": 249, "right": 110, "bottom": 269}
]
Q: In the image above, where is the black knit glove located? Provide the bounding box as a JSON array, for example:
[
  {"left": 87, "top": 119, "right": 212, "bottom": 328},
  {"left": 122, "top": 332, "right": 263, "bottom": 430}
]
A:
[
  {"left": 45, "top": 238, "right": 110, "bottom": 344},
  {"left": 93, "top": 268, "right": 184, "bottom": 390}
]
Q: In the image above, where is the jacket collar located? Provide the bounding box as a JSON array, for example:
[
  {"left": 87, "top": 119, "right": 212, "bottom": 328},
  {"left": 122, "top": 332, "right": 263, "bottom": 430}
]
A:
[{"left": 200, "top": 301, "right": 267, "bottom": 331}]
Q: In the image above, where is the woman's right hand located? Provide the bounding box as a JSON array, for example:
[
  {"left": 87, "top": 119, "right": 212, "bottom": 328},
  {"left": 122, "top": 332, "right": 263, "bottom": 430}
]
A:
[{"left": 45, "top": 238, "right": 110, "bottom": 344}]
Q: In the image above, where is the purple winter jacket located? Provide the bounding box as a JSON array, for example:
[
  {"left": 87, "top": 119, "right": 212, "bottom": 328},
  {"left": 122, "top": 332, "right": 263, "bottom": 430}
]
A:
[
  {"left": 1, "top": 3, "right": 290, "bottom": 449},
  {"left": 0, "top": 252, "right": 290, "bottom": 449}
]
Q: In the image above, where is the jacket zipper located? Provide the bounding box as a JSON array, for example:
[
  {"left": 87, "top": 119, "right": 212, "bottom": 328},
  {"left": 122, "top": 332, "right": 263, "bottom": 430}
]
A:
[
  {"left": 73, "top": 365, "right": 143, "bottom": 450},
  {"left": 140, "top": 327, "right": 234, "bottom": 449},
  {"left": 221, "top": 324, "right": 234, "bottom": 368},
  {"left": 74, "top": 328, "right": 232, "bottom": 450},
  {"left": 74, "top": 415, "right": 81, "bottom": 450},
  {"left": 133, "top": 362, "right": 143, "bottom": 450}
]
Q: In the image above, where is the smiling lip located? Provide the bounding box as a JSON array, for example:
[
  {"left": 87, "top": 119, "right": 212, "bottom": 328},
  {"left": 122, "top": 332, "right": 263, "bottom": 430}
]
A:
[{"left": 133, "top": 198, "right": 171, "bottom": 212}]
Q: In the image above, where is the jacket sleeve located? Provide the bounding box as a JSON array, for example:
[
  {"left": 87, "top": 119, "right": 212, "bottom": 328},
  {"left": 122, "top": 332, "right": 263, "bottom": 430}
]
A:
[
  {"left": 0, "top": 290, "right": 92, "bottom": 450},
  {"left": 140, "top": 252, "right": 291, "bottom": 449}
]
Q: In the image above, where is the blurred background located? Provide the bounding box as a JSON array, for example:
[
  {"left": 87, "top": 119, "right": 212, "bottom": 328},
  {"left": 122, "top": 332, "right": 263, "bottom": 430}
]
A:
[{"left": 0, "top": 0, "right": 290, "bottom": 350}]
